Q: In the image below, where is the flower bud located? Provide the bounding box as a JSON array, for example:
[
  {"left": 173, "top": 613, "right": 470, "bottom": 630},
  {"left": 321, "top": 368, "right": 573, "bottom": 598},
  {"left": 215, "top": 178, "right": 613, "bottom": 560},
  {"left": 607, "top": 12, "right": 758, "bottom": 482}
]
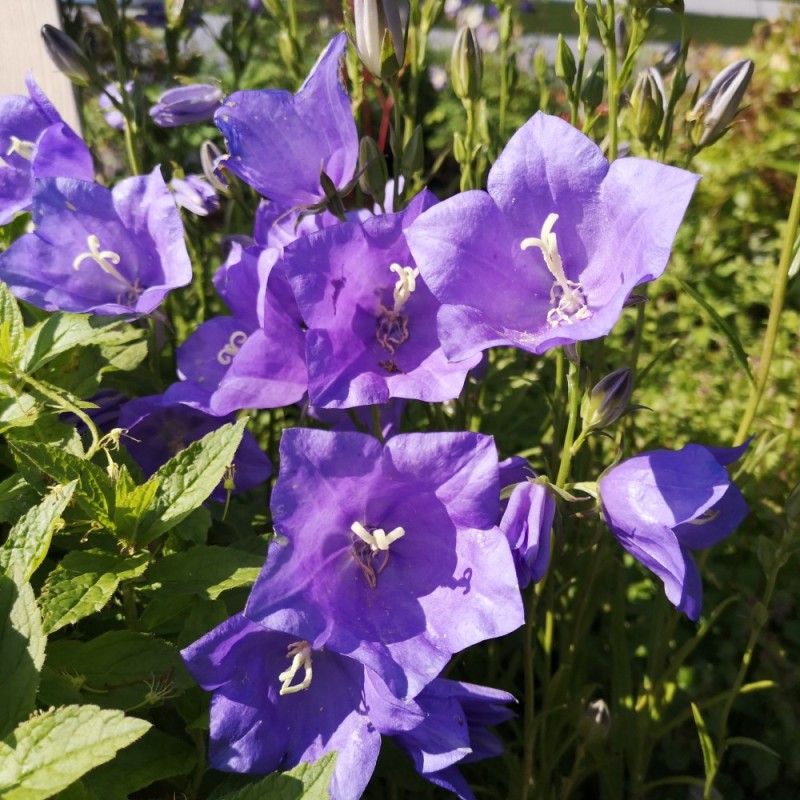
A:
[
  {"left": 170, "top": 175, "right": 220, "bottom": 217},
  {"left": 353, "top": 0, "right": 409, "bottom": 80},
  {"left": 581, "top": 367, "right": 633, "bottom": 431},
  {"left": 200, "top": 140, "right": 230, "bottom": 194},
  {"left": 400, "top": 124, "right": 424, "bottom": 179},
  {"left": 165, "top": 0, "right": 189, "bottom": 29},
  {"left": 688, "top": 59, "right": 754, "bottom": 149},
  {"left": 630, "top": 68, "right": 666, "bottom": 149},
  {"left": 555, "top": 34, "right": 576, "bottom": 87},
  {"left": 451, "top": 27, "right": 483, "bottom": 102},
  {"left": 96, "top": 0, "right": 119, "bottom": 29},
  {"left": 581, "top": 56, "right": 605, "bottom": 112},
  {"left": 149, "top": 84, "right": 224, "bottom": 128},
  {"left": 615, "top": 15, "right": 629, "bottom": 62},
  {"left": 358, "top": 136, "right": 389, "bottom": 199},
  {"left": 41, "top": 24, "right": 94, "bottom": 87}
]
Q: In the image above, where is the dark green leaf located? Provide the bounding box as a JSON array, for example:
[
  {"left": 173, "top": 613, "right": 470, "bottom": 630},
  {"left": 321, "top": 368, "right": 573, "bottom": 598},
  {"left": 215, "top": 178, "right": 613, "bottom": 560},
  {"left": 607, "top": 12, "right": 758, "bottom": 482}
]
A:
[{"left": 216, "top": 753, "right": 338, "bottom": 800}]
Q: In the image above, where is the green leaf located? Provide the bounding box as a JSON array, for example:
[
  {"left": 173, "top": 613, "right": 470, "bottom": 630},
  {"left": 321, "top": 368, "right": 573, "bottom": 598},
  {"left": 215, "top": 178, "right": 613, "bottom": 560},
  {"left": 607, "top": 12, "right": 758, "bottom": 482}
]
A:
[
  {"left": 113, "top": 475, "right": 160, "bottom": 545},
  {"left": 217, "top": 753, "right": 338, "bottom": 800},
  {"left": 727, "top": 736, "right": 780, "bottom": 759},
  {"left": 21, "top": 314, "right": 143, "bottom": 375},
  {"left": 39, "top": 551, "right": 149, "bottom": 634},
  {"left": 136, "top": 418, "right": 247, "bottom": 546},
  {"left": 0, "top": 281, "right": 25, "bottom": 373},
  {"left": 679, "top": 279, "right": 755, "bottom": 385},
  {"left": 691, "top": 702, "right": 718, "bottom": 781},
  {"left": 0, "top": 705, "right": 150, "bottom": 800},
  {"left": 81, "top": 730, "right": 195, "bottom": 800},
  {"left": 0, "top": 476, "right": 40, "bottom": 526},
  {"left": 0, "top": 482, "right": 77, "bottom": 581},
  {"left": 0, "top": 571, "right": 46, "bottom": 739},
  {"left": 6, "top": 440, "right": 115, "bottom": 531},
  {"left": 142, "top": 546, "right": 263, "bottom": 600}
]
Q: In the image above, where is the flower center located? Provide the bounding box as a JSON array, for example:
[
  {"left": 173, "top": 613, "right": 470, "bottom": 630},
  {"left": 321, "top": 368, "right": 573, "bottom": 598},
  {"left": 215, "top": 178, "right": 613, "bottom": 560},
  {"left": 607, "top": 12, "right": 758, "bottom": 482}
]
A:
[
  {"left": 216, "top": 330, "right": 248, "bottom": 365},
  {"left": 520, "top": 213, "right": 592, "bottom": 328},
  {"left": 73, "top": 234, "right": 129, "bottom": 285},
  {"left": 277, "top": 640, "right": 313, "bottom": 695},
  {"left": 350, "top": 520, "right": 405, "bottom": 588},
  {"left": 6, "top": 135, "right": 35, "bottom": 161},
  {"left": 376, "top": 263, "right": 419, "bottom": 357}
]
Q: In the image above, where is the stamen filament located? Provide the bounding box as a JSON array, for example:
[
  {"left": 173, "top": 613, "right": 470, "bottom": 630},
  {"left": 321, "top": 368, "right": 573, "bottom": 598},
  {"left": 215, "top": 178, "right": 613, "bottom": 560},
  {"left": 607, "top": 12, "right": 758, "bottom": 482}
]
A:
[
  {"left": 216, "top": 330, "right": 249, "bottom": 365},
  {"left": 73, "top": 234, "right": 129, "bottom": 286},
  {"left": 6, "top": 135, "right": 35, "bottom": 161},
  {"left": 278, "top": 641, "right": 313, "bottom": 695},
  {"left": 390, "top": 263, "right": 420, "bottom": 311}
]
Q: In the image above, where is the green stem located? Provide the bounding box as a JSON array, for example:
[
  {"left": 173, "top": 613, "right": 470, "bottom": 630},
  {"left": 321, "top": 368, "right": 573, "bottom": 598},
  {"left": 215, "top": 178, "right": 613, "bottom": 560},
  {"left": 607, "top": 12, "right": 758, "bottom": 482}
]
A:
[
  {"left": 520, "top": 588, "right": 540, "bottom": 800},
  {"left": 605, "top": 0, "right": 619, "bottom": 162},
  {"left": 735, "top": 158, "right": 800, "bottom": 444},
  {"left": 556, "top": 354, "right": 581, "bottom": 488}
]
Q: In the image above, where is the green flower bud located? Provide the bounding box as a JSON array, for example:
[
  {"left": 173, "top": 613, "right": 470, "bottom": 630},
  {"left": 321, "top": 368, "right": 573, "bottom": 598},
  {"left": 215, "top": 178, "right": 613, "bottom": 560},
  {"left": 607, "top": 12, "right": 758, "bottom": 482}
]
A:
[
  {"left": 687, "top": 59, "right": 754, "bottom": 149},
  {"left": 581, "top": 56, "right": 605, "bottom": 112},
  {"left": 581, "top": 367, "right": 633, "bottom": 431},
  {"left": 358, "top": 136, "right": 389, "bottom": 199},
  {"left": 451, "top": 27, "right": 483, "bottom": 102},
  {"left": 400, "top": 124, "right": 424, "bottom": 180},
  {"left": 353, "top": 0, "right": 409, "bottom": 80},
  {"left": 555, "top": 34, "right": 576, "bottom": 87},
  {"left": 630, "top": 68, "right": 666, "bottom": 149},
  {"left": 41, "top": 24, "right": 94, "bottom": 88}
]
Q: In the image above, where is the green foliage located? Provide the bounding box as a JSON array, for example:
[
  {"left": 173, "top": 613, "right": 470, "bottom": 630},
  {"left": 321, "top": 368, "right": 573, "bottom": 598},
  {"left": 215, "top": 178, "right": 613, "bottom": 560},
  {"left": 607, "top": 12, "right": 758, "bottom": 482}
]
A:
[{"left": 213, "top": 753, "right": 338, "bottom": 800}]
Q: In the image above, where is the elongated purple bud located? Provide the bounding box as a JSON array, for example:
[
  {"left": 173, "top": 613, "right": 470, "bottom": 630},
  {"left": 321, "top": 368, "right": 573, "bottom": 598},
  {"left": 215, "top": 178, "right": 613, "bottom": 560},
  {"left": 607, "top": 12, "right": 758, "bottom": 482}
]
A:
[{"left": 688, "top": 59, "right": 754, "bottom": 148}]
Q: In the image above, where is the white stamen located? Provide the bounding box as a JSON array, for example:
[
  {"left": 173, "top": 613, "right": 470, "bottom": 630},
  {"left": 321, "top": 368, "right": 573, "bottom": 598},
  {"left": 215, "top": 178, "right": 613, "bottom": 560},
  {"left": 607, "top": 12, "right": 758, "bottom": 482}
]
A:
[
  {"left": 278, "top": 641, "right": 313, "bottom": 695},
  {"left": 520, "top": 213, "right": 592, "bottom": 328},
  {"left": 6, "top": 136, "right": 35, "bottom": 161},
  {"left": 390, "top": 263, "right": 419, "bottom": 312},
  {"left": 73, "top": 234, "right": 129, "bottom": 286},
  {"left": 216, "top": 330, "right": 248, "bottom": 365},
  {"left": 351, "top": 521, "right": 406, "bottom": 552}
]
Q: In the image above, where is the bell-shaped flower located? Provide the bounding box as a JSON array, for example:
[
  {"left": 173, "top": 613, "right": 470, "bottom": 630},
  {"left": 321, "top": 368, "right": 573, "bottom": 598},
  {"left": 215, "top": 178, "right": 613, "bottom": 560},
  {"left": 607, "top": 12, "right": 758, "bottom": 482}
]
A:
[
  {"left": 170, "top": 174, "right": 219, "bottom": 216},
  {"left": 181, "top": 614, "right": 423, "bottom": 799},
  {"left": 246, "top": 428, "right": 524, "bottom": 700},
  {"left": 282, "top": 190, "right": 480, "bottom": 409},
  {"left": 406, "top": 112, "right": 699, "bottom": 359},
  {"left": 598, "top": 441, "right": 749, "bottom": 620},
  {"left": 118, "top": 395, "right": 272, "bottom": 502},
  {"left": 150, "top": 83, "right": 223, "bottom": 127},
  {"left": 214, "top": 33, "right": 358, "bottom": 207},
  {"left": 392, "top": 678, "right": 515, "bottom": 800},
  {"left": 0, "top": 74, "right": 93, "bottom": 225},
  {"left": 0, "top": 167, "right": 192, "bottom": 314}
]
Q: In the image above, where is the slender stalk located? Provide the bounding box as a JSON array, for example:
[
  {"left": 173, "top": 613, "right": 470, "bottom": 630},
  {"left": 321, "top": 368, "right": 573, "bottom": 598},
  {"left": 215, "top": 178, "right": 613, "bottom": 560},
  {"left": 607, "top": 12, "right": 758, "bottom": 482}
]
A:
[
  {"left": 735, "top": 159, "right": 800, "bottom": 444},
  {"left": 556, "top": 355, "right": 581, "bottom": 487},
  {"left": 520, "top": 588, "right": 540, "bottom": 800},
  {"left": 605, "top": 0, "right": 619, "bottom": 162}
]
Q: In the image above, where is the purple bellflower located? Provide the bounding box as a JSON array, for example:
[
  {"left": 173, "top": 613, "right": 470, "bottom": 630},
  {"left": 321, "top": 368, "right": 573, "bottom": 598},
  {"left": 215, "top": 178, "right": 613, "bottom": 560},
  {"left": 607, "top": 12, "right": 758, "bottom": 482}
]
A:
[
  {"left": 245, "top": 428, "right": 524, "bottom": 700},
  {"left": 175, "top": 240, "right": 307, "bottom": 414},
  {"left": 170, "top": 174, "right": 220, "bottom": 216},
  {"left": 282, "top": 190, "right": 481, "bottom": 409},
  {"left": 214, "top": 33, "right": 358, "bottom": 207},
  {"left": 598, "top": 441, "right": 749, "bottom": 620},
  {"left": 118, "top": 395, "right": 271, "bottom": 502},
  {"left": 0, "top": 74, "right": 93, "bottom": 225},
  {"left": 406, "top": 112, "right": 699, "bottom": 360},
  {"left": 181, "top": 613, "right": 424, "bottom": 799},
  {"left": 392, "top": 678, "right": 515, "bottom": 800},
  {"left": 150, "top": 83, "right": 223, "bottom": 127},
  {"left": 0, "top": 167, "right": 192, "bottom": 315}
]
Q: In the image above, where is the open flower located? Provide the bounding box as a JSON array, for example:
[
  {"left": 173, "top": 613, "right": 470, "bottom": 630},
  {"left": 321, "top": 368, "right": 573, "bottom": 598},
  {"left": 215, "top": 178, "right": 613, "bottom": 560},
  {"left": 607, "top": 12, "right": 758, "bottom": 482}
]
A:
[
  {"left": 214, "top": 33, "right": 357, "bottom": 207},
  {"left": 598, "top": 442, "right": 749, "bottom": 620},
  {"left": 0, "top": 167, "right": 191, "bottom": 314},
  {"left": 406, "top": 112, "right": 699, "bottom": 359},
  {"left": 282, "top": 190, "right": 480, "bottom": 409},
  {"left": 0, "top": 74, "right": 93, "bottom": 225},
  {"left": 246, "top": 428, "right": 524, "bottom": 700}
]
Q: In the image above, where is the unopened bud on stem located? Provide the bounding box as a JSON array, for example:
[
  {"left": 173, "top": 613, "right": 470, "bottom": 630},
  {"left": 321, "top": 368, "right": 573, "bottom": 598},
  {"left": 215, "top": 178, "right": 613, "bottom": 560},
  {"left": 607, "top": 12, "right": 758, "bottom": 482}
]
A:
[
  {"left": 451, "top": 27, "right": 483, "bottom": 102},
  {"left": 555, "top": 34, "right": 576, "bottom": 87},
  {"left": 581, "top": 367, "right": 633, "bottom": 431},
  {"left": 353, "top": 0, "right": 408, "bottom": 80},
  {"left": 358, "top": 136, "right": 388, "bottom": 199},
  {"left": 41, "top": 24, "right": 95, "bottom": 87},
  {"left": 630, "top": 68, "right": 666, "bottom": 149}
]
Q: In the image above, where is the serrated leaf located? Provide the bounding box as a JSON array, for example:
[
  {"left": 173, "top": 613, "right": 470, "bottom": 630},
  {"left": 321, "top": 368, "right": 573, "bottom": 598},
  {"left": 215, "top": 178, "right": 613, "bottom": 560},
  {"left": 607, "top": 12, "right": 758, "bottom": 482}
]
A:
[
  {"left": 0, "top": 476, "right": 40, "bottom": 526},
  {"left": 44, "top": 631, "right": 192, "bottom": 711},
  {"left": 143, "top": 546, "right": 263, "bottom": 600},
  {"left": 39, "top": 551, "right": 149, "bottom": 634},
  {"left": 0, "top": 281, "right": 25, "bottom": 372},
  {"left": 0, "top": 705, "right": 150, "bottom": 800},
  {"left": 113, "top": 477, "right": 160, "bottom": 544},
  {"left": 136, "top": 418, "right": 247, "bottom": 546},
  {"left": 21, "top": 314, "right": 142, "bottom": 375},
  {"left": 6, "top": 440, "right": 115, "bottom": 531},
  {"left": 0, "top": 482, "right": 77, "bottom": 581},
  {"left": 217, "top": 753, "right": 338, "bottom": 800},
  {"left": 0, "top": 571, "right": 46, "bottom": 739},
  {"left": 691, "top": 702, "right": 718, "bottom": 780}
]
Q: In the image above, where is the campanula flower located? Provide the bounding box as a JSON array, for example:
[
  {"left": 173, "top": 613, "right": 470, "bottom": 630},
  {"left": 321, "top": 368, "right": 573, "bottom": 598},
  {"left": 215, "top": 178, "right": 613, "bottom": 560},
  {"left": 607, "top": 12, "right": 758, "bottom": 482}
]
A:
[
  {"left": 214, "top": 33, "right": 358, "bottom": 207},
  {"left": 0, "top": 75, "right": 93, "bottom": 225},
  {"left": 598, "top": 441, "right": 749, "bottom": 620},
  {"left": 406, "top": 112, "right": 699, "bottom": 359},
  {"left": 170, "top": 174, "right": 219, "bottom": 216},
  {"left": 0, "top": 167, "right": 192, "bottom": 315},
  {"left": 282, "top": 190, "right": 481, "bottom": 409},
  {"left": 245, "top": 428, "right": 524, "bottom": 700},
  {"left": 150, "top": 83, "right": 223, "bottom": 127}
]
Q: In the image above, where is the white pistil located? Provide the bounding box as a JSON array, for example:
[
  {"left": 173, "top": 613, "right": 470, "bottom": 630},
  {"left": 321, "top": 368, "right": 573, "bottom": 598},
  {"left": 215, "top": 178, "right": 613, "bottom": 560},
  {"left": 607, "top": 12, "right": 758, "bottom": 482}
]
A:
[
  {"left": 6, "top": 135, "right": 35, "bottom": 161},
  {"left": 520, "top": 213, "right": 591, "bottom": 327},
  {"left": 351, "top": 521, "right": 406, "bottom": 552},
  {"left": 390, "top": 263, "right": 419, "bottom": 312},
  {"left": 216, "top": 330, "right": 248, "bottom": 365},
  {"left": 278, "top": 641, "right": 313, "bottom": 695},
  {"left": 73, "top": 234, "right": 129, "bottom": 286}
]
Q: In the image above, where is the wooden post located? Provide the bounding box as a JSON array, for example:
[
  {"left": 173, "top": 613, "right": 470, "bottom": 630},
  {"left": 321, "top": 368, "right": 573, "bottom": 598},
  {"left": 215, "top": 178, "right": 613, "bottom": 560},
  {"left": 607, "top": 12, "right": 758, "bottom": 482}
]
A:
[{"left": 0, "top": 0, "right": 81, "bottom": 132}]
